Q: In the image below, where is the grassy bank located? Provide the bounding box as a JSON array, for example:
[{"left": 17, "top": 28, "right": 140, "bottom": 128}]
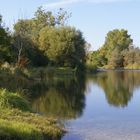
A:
[
  {"left": 0, "top": 66, "right": 87, "bottom": 139},
  {"left": 0, "top": 88, "right": 65, "bottom": 140}
]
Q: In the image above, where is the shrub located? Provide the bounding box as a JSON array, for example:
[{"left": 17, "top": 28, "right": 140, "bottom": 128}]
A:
[{"left": 0, "top": 89, "right": 31, "bottom": 111}]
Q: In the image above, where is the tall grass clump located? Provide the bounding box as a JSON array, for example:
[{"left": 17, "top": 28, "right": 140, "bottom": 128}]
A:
[{"left": 0, "top": 89, "right": 31, "bottom": 111}]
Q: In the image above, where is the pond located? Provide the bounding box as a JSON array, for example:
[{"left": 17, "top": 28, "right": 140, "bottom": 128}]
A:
[{"left": 31, "top": 71, "right": 140, "bottom": 140}]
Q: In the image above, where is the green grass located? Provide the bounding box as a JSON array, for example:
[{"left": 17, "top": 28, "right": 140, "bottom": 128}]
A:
[
  {"left": 0, "top": 89, "right": 31, "bottom": 111},
  {"left": 0, "top": 88, "right": 65, "bottom": 140},
  {"left": 0, "top": 109, "right": 64, "bottom": 140},
  {"left": 0, "top": 119, "right": 43, "bottom": 140}
]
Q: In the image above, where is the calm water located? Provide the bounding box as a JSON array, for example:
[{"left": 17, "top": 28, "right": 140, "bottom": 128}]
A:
[{"left": 31, "top": 71, "right": 140, "bottom": 140}]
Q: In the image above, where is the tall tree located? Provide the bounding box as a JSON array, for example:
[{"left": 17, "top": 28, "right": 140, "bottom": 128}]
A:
[
  {"left": 39, "top": 26, "right": 86, "bottom": 67},
  {"left": 0, "top": 15, "right": 12, "bottom": 64},
  {"left": 14, "top": 7, "right": 71, "bottom": 44},
  {"left": 108, "top": 48, "right": 124, "bottom": 68},
  {"left": 102, "top": 29, "right": 133, "bottom": 61},
  {"left": 123, "top": 46, "right": 140, "bottom": 69}
]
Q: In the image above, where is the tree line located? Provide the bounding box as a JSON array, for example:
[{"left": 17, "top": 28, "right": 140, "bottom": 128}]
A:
[
  {"left": 87, "top": 29, "right": 140, "bottom": 69},
  {"left": 1, "top": 7, "right": 140, "bottom": 70},
  {"left": 0, "top": 7, "right": 86, "bottom": 69}
]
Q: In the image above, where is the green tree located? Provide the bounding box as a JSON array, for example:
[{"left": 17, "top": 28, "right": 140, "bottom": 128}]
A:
[
  {"left": 88, "top": 29, "right": 133, "bottom": 69},
  {"left": 102, "top": 29, "right": 133, "bottom": 61},
  {"left": 123, "top": 46, "right": 140, "bottom": 69},
  {"left": 39, "top": 26, "right": 86, "bottom": 67},
  {"left": 0, "top": 15, "right": 13, "bottom": 64},
  {"left": 108, "top": 48, "right": 124, "bottom": 68},
  {"left": 13, "top": 32, "right": 48, "bottom": 67},
  {"left": 13, "top": 15, "right": 48, "bottom": 67},
  {"left": 14, "top": 7, "right": 71, "bottom": 44},
  {"left": 86, "top": 49, "right": 107, "bottom": 68},
  {"left": 13, "top": 7, "right": 71, "bottom": 67}
]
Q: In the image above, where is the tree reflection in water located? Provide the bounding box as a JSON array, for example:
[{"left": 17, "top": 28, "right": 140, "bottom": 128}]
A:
[
  {"left": 89, "top": 71, "right": 140, "bottom": 107},
  {"left": 31, "top": 71, "right": 140, "bottom": 120},
  {"left": 31, "top": 76, "right": 86, "bottom": 119}
]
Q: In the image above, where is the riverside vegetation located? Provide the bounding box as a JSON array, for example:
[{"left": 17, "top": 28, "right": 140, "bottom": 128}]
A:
[
  {"left": 0, "top": 8, "right": 85, "bottom": 139},
  {"left": 0, "top": 6, "right": 140, "bottom": 140},
  {"left": 0, "top": 68, "right": 65, "bottom": 140}
]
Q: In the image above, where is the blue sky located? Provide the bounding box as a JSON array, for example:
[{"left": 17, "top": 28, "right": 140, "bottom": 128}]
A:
[{"left": 0, "top": 0, "right": 140, "bottom": 50}]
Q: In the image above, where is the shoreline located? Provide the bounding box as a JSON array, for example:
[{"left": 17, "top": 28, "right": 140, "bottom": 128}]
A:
[{"left": 97, "top": 68, "right": 140, "bottom": 72}]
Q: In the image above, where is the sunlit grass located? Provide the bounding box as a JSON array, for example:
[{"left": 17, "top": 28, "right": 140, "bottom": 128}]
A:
[
  {"left": 0, "top": 88, "right": 31, "bottom": 111},
  {"left": 0, "top": 118, "right": 42, "bottom": 140},
  {"left": 0, "top": 88, "right": 65, "bottom": 140}
]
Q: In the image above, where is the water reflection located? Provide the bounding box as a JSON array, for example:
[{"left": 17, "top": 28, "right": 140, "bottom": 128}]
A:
[
  {"left": 89, "top": 71, "right": 140, "bottom": 107},
  {"left": 31, "top": 71, "right": 140, "bottom": 119},
  {"left": 31, "top": 76, "right": 86, "bottom": 119}
]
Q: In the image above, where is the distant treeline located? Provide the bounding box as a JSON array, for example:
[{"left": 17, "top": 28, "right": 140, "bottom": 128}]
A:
[
  {"left": 0, "top": 7, "right": 140, "bottom": 70},
  {"left": 87, "top": 29, "right": 140, "bottom": 69}
]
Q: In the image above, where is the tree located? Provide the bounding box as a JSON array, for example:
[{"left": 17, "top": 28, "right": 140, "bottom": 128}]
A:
[
  {"left": 13, "top": 32, "right": 48, "bottom": 67},
  {"left": 39, "top": 26, "right": 86, "bottom": 67},
  {"left": 86, "top": 29, "right": 133, "bottom": 69},
  {"left": 13, "top": 14, "right": 48, "bottom": 67},
  {"left": 14, "top": 7, "right": 71, "bottom": 44},
  {"left": 0, "top": 15, "right": 13, "bottom": 64},
  {"left": 13, "top": 7, "right": 71, "bottom": 67},
  {"left": 102, "top": 29, "right": 133, "bottom": 61},
  {"left": 123, "top": 46, "right": 140, "bottom": 69},
  {"left": 108, "top": 48, "right": 123, "bottom": 68}
]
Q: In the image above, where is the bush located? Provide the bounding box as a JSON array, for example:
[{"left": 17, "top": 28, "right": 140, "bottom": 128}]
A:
[
  {"left": 125, "top": 63, "right": 140, "bottom": 69},
  {"left": 0, "top": 89, "right": 31, "bottom": 111}
]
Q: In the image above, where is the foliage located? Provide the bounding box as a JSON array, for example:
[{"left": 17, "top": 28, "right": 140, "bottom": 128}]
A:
[
  {"left": 0, "top": 86, "right": 64, "bottom": 139},
  {"left": 102, "top": 29, "right": 133, "bottom": 60},
  {"left": 0, "top": 15, "right": 13, "bottom": 65},
  {"left": 122, "top": 46, "right": 140, "bottom": 69},
  {"left": 86, "top": 29, "right": 136, "bottom": 69},
  {"left": 12, "top": 34, "right": 48, "bottom": 67},
  {"left": 12, "top": 7, "right": 86, "bottom": 68},
  {"left": 108, "top": 48, "right": 123, "bottom": 68},
  {"left": 0, "top": 88, "right": 31, "bottom": 111},
  {"left": 14, "top": 7, "right": 71, "bottom": 44},
  {"left": 86, "top": 50, "right": 107, "bottom": 68},
  {"left": 39, "top": 26, "right": 86, "bottom": 67}
]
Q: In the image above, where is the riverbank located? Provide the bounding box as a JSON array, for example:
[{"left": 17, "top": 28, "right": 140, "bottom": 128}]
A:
[
  {"left": 97, "top": 68, "right": 140, "bottom": 72},
  {"left": 0, "top": 81, "right": 65, "bottom": 140},
  {"left": 1, "top": 66, "right": 140, "bottom": 139},
  {"left": 0, "top": 66, "right": 86, "bottom": 139},
  {"left": 0, "top": 109, "right": 65, "bottom": 140}
]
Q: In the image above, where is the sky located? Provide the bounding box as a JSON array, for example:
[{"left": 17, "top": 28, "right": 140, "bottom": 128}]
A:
[{"left": 0, "top": 0, "right": 140, "bottom": 50}]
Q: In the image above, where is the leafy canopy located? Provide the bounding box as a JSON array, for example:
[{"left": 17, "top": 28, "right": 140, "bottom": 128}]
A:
[{"left": 39, "top": 26, "right": 86, "bottom": 67}]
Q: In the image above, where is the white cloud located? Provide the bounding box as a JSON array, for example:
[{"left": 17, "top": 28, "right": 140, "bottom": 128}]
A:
[
  {"left": 43, "top": 0, "right": 80, "bottom": 9},
  {"left": 43, "top": 0, "right": 131, "bottom": 9}
]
